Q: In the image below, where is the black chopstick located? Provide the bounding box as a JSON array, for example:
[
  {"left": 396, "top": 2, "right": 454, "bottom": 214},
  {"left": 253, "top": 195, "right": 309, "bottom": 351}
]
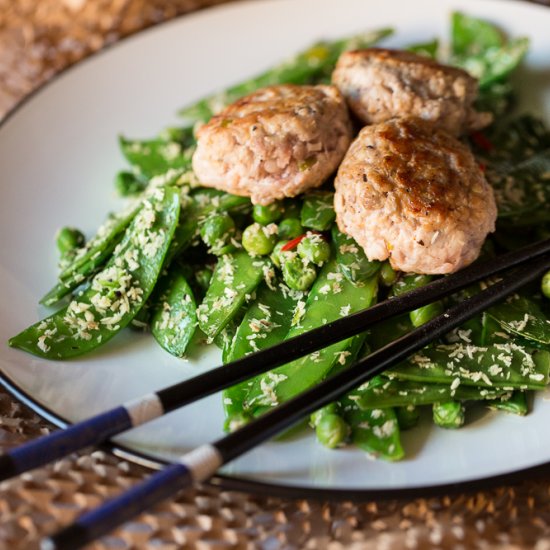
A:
[
  {"left": 3, "top": 238, "right": 550, "bottom": 483},
  {"left": 42, "top": 252, "right": 550, "bottom": 550}
]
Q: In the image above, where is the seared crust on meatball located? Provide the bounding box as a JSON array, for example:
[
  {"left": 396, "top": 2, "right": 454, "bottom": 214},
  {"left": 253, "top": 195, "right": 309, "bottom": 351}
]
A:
[
  {"left": 192, "top": 85, "right": 352, "bottom": 205},
  {"left": 334, "top": 118, "right": 497, "bottom": 274},
  {"left": 332, "top": 48, "right": 492, "bottom": 136}
]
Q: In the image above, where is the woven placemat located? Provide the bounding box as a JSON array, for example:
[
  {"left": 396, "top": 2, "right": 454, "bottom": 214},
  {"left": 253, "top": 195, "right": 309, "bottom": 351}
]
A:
[{"left": 2, "top": 1, "right": 550, "bottom": 548}]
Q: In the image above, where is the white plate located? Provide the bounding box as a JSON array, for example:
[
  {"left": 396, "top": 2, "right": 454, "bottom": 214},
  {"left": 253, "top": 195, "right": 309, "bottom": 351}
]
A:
[{"left": 1, "top": 0, "right": 550, "bottom": 498}]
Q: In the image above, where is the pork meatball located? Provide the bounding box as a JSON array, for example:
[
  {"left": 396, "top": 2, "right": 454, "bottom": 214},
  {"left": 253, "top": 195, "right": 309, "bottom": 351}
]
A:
[
  {"left": 192, "top": 85, "right": 352, "bottom": 205},
  {"left": 332, "top": 48, "right": 492, "bottom": 136},
  {"left": 334, "top": 117, "right": 497, "bottom": 274}
]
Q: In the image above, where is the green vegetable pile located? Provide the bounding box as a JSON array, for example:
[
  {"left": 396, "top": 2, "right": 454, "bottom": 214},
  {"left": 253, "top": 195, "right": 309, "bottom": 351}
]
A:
[{"left": 9, "top": 13, "right": 550, "bottom": 461}]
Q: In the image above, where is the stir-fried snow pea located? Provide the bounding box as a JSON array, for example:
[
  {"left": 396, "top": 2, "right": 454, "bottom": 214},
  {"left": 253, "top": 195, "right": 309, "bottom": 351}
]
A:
[
  {"left": 487, "top": 391, "right": 529, "bottom": 416},
  {"left": 369, "top": 314, "right": 413, "bottom": 351},
  {"left": 166, "top": 190, "right": 250, "bottom": 265},
  {"left": 300, "top": 191, "right": 336, "bottom": 231},
  {"left": 342, "top": 399, "right": 404, "bottom": 461},
  {"left": 315, "top": 413, "right": 350, "bottom": 448},
  {"left": 410, "top": 302, "right": 444, "bottom": 328},
  {"left": 450, "top": 12, "right": 528, "bottom": 89},
  {"left": 542, "top": 272, "right": 550, "bottom": 300},
  {"left": 253, "top": 202, "right": 284, "bottom": 225},
  {"left": 200, "top": 212, "right": 236, "bottom": 255},
  {"left": 41, "top": 203, "right": 141, "bottom": 306},
  {"left": 392, "top": 274, "right": 443, "bottom": 329},
  {"left": 433, "top": 401, "right": 465, "bottom": 429},
  {"left": 244, "top": 260, "right": 378, "bottom": 413},
  {"left": 408, "top": 39, "right": 439, "bottom": 58},
  {"left": 489, "top": 151, "right": 550, "bottom": 223},
  {"left": 379, "top": 261, "right": 398, "bottom": 287},
  {"left": 351, "top": 377, "right": 508, "bottom": 409},
  {"left": 197, "top": 251, "right": 269, "bottom": 341},
  {"left": 9, "top": 187, "right": 180, "bottom": 359},
  {"left": 310, "top": 403, "right": 339, "bottom": 428},
  {"left": 282, "top": 256, "right": 317, "bottom": 291},
  {"left": 242, "top": 223, "right": 278, "bottom": 256},
  {"left": 222, "top": 282, "right": 301, "bottom": 431},
  {"left": 332, "top": 226, "right": 381, "bottom": 284},
  {"left": 119, "top": 127, "right": 195, "bottom": 178},
  {"left": 451, "top": 12, "right": 503, "bottom": 58},
  {"left": 388, "top": 344, "right": 550, "bottom": 390},
  {"left": 488, "top": 295, "right": 550, "bottom": 348},
  {"left": 115, "top": 171, "right": 146, "bottom": 197},
  {"left": 480, "top": 115, "right": 550, "bottom": 164},
  {"left": 56, "top": 227, "right": 85, "bottom": 257},
  {"left": 278, "top": 218, "right": 303, "bottom": 240},
  {"left": 150, "top": 271, "right": 197, "bottom": 357},
  {"left": 395, "top": 405, "right": 420, "bottom": 430},
  {"left": 178, "top": 28, "right": 394, "bottom": 122}
]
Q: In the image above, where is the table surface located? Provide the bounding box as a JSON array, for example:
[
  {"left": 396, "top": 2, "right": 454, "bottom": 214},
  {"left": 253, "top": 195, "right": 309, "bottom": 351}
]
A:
[{"left": 2, "top": 1, "right": 550, "bottom": 548}]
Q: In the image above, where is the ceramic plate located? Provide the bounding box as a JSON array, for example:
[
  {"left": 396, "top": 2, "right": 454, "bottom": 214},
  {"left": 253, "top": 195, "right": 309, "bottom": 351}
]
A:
[{"left": 1, "top": 0, "right": 550, "bottom": 498}]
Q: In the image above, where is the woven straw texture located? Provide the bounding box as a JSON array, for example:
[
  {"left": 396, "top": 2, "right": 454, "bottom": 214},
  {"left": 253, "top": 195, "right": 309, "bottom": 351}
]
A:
[{"left": 2, "top": 1, "right": 550, "bottom": 549}]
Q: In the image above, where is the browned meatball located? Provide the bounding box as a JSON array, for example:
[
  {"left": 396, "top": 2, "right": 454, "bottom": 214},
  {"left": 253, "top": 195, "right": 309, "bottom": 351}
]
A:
[
  {"left": 332, "top": 48, "right": 492, "bottom": 136},
  {"left": 334, "top": 118, "right": 497, "bottom": 274},
  {"left": 192, "top": 85, "right": 352, "bottom": 205}
]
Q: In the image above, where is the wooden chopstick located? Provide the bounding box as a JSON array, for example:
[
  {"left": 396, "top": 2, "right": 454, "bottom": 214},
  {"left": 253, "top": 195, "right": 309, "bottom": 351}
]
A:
[
  {"left": 2, "top": 238, "right": 550, "bottom": 484},
  {"left": 42, "top": 252, "right": 550, "bottom": 550}
]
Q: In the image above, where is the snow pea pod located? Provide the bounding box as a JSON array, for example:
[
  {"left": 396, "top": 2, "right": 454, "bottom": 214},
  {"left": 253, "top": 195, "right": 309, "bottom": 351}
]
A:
[
  {"left": 332, "top": 226, "right": 381, "bottom": 284},
  {"left": 351, "top": 377, "right": 509, "bottom": 409},
  {"left": 387, "top": 344, "right": 550, "bottom": 390},
  {"left": 119, "top": 127, "right": 195, "bottom": 178},
  {"left": 488, "top": 295, "right": 550, "bottom": 348},
  {"left": 197, "top": 251, "right": 270, "bottom": 341},
  {"left": 300, "top": 191, "right": 335, "bottom": 231},
  {"left": 166, "top": 189, "right": 251, "bottom": 265},
  {"left": 151, "top": 271, "right": 197, "bottom": 358},
  {"left": 450, "top": 12, "right": 528, "bottom": 89},
  {"left": 342, "top": 399, "right": 404, "bottom": 461},
  {"left": 9, "top": 187, "right": 180, "bottom": 359},
  {"left": 487, "top": 391, "right": 528, "bottom": 416},
  {"left": 178, "top": 28, "right": 394, "bottom": 123},
  {"left": 222, "top": 282, "right": 302, "bottom": 431},
  {"left": 244, "top": 259, "right": 378, "bottom": 413},
  {"left": 40, "top": 203, "right": 141, "bottom": 306}
]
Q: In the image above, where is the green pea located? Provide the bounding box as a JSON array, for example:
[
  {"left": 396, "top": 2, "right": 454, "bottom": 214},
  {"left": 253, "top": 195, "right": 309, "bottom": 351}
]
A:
[
  {"left": 379, "top": 261, "right": 398, "bottom": 286},
  {"left": 282, "top": 256, "right": 317, "bottom": 291},
  {"left": 56, "top": 227, "right": 85, "bottom": 255},
  {"left": 395, "top": 405, "right": 420, "bottom": 430},
  {"left": 315, "top": 413, "right": 350, "bottom": 448},
  {"left": 200, "top": 213, "right": 236, "bottom": 254},
  {"left": 410, "top": 302, "right": 444, "bottom": 328},
  {"left": 542, "top": 270, "right": 550, "bottom": 299},
  {"left": 114, "top": 171, "right": 146, "bottom": 197},
  {"left": 297, "top": 234, "right": 331, "bottom": 266},
  {"left": 271, "top": 241, "right": 292, "bottom": 268},
  {"left": 310, "top": 403, "right": 339, "bottom": 427},
  {"left": 253, "top": 202, "right": 284, "bottom": 225},
  {"left": 278, "top": 218, "right": 304, "bottom": 240},
  {"left": 433, "top": 401, "right": 465, "bottom": 429},
  {"left": 242, "top": 222, "right": 277, "bottom": 256}
]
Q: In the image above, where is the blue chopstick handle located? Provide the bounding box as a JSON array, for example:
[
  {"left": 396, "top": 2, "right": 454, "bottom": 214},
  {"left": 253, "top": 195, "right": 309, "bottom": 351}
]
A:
[
  {"left": 0, "top": 406, "right": 132, "bottom": 480},
  {"left": 43, "top": 463, "right": 191, "bottom": 550}
]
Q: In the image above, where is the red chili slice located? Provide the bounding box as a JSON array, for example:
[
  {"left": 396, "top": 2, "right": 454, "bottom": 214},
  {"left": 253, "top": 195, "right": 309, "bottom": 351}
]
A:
[
  {"left": 280, "top": 231, "right": 324, "bottom": 252},
  {"left": 281, "top": 234, "right": 307, "bottom": 251}
]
